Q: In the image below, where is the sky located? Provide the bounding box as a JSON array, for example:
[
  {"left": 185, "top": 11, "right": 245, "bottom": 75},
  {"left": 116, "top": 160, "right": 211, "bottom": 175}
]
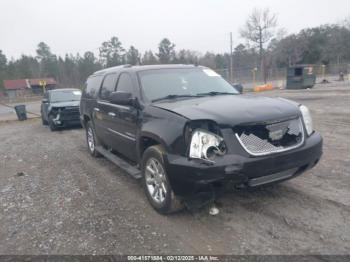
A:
[{"left": 1, "top": 0, "right": 349, "bottom": 59}]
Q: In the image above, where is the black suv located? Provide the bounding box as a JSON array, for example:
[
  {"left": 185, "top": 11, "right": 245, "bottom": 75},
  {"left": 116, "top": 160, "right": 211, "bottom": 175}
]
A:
[
  {"left": 80, "top": 65, "right": 322, "bottom": 214},
  {"left": 41, "top": 88, "right": 82, "bottom": 131}
]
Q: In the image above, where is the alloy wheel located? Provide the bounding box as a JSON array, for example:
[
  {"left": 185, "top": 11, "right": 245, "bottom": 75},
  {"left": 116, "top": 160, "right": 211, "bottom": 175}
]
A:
[
  {"left": 145, "top": 158, "right": 167, "bottom": 204},
  {"left": 87, "top": 127, "right": 95, "bottom": 152}
]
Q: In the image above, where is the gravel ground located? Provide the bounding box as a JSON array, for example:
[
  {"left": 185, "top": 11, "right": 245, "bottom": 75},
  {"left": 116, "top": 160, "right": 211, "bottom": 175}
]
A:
[
  {"left": 0, "top": 101, "right": 41, "bottom": 121},
  {"left": 0, "top": 84, "right": 349, "bottom": 255}
]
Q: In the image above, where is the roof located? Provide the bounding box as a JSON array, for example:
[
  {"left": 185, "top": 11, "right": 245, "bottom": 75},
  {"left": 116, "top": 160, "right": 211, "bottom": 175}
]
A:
[
  {"left": 3, "top": 79, "right": 28, "bottom": 90},
  {"left": 91, "top": 64, "right": 200, "bottom": 77},
  {"left": 131, "top": 64, "right": 199, "bottom": 72},
  {"left": 28, "top": 78, "right": 57, "bottom": 86},
  {"left": 3, "top": 78, "right": 57, "bottom": 90}
]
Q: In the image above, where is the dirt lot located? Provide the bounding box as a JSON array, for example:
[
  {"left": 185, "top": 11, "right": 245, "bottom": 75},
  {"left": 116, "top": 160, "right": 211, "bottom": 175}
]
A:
[
  {"left": 0, "top": 100, "right": 41, "bottom": 122},
  {"left": 0, "top": 84, "right": 349, "bottom": 255}
]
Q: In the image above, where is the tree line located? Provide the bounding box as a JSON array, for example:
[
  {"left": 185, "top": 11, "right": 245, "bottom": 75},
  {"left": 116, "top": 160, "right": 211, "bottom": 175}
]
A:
[{"left": 0, "top": 9, "right": 350, "bottom": 90}]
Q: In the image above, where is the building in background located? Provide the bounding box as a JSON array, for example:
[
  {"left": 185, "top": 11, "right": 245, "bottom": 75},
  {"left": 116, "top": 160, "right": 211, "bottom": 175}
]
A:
[{"left": 3, "top": 78, "right": 57, "bottom": 98}]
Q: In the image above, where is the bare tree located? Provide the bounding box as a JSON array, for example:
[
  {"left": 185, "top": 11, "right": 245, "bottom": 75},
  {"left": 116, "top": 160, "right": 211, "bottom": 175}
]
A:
[{"left": 240, "top": 8, "right": 277, "bottom": 82}]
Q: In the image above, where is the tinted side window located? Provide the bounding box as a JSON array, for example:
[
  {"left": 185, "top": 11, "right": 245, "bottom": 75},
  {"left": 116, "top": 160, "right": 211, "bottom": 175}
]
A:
[
  {"left": 100, "top": 74, "right": 116, "bottom": 100},
  {"left": 116, "top": 73, "right": 134, "bottom": 94},
  {"left": 86, "top": 75, "right": 103, "bottom": 98}
]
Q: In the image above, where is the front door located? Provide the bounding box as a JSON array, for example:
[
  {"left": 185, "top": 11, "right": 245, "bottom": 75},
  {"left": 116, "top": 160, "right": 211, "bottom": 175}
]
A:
[{"left": 106, "top": 73, "right": 138, "bottom": 161}]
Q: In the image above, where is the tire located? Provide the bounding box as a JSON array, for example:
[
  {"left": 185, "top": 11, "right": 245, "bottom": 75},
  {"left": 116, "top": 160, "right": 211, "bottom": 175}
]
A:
[
  {"left": 41, "top": 113, "right": 48, "bottom": 125},
  {"left": 86, "top": 121, "right": 101, "bottom": 157},
  {"left": 142, "top": 145, "right": 184, "bottom": 214},
  {"left": 48, "top": 115, "right": 58, "bottom": 131}
]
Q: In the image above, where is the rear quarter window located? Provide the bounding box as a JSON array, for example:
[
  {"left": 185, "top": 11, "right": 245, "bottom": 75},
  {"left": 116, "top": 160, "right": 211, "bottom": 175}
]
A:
[{"left": 84, "top": 75, "right": 103, "bottom": 99}]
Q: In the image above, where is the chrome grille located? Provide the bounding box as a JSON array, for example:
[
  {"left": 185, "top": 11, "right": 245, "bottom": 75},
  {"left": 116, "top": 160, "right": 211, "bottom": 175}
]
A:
[{"left": 235, "top": 118, "right": 304, "bottom": 156}]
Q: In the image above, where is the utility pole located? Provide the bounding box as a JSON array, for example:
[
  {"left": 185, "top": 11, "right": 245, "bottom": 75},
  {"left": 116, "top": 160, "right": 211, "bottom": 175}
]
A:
[{"left": 230, "top": 32, "right": 234, "bottom": 83}]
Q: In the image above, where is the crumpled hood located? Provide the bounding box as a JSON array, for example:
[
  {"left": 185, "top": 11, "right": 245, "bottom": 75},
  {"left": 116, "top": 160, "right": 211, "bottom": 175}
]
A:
[
  {"left": 152, "top": 95, "right": 301, "bottom": 126},
  {"left": 50, "top": 101, "right": 80, "bottom": 108}
]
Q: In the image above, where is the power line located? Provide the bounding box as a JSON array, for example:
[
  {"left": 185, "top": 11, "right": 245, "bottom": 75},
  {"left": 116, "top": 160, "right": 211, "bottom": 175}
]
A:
[{"left": 230, "top": 32, "right": 234, "bottom": 83}]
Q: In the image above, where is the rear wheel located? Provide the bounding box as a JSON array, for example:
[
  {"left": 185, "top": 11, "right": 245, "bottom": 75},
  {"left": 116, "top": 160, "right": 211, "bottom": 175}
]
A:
[
  {"left": 142, "top": 145, "right": 183, "bottom": 214},
  {"left": 86, "top": 121, "right": 101, "bottom": 157}
]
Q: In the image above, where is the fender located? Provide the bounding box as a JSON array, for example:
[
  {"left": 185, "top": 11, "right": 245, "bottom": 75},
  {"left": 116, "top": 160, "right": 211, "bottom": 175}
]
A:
[{"left": 137, "top": 105, "right": 188, "bottom": 159}]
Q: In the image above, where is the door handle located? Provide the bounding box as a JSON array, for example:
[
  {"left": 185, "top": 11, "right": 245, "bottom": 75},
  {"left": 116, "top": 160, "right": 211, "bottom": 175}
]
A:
[
  {"left": 94, "top": 107, "right": 100, "bottom": 112},
  {"left": 108, "top": 112, "right": 116, "bottom": 117}
]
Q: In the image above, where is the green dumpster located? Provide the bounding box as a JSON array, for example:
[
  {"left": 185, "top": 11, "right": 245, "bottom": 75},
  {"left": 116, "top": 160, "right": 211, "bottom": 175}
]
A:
[{"left": 286, "top": 65, "right": 316, "bottom": 89}]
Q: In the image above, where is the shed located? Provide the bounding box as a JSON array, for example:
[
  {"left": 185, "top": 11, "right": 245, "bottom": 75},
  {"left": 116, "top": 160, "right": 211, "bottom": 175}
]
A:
[{"left": 3, "top": 78, "right": 57, "bottom": 98}]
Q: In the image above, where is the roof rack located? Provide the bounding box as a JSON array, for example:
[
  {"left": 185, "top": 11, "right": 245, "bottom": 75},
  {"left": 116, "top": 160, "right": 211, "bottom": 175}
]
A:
[{"left": 93, "top": 64, "right": 131, "bottom": 75}]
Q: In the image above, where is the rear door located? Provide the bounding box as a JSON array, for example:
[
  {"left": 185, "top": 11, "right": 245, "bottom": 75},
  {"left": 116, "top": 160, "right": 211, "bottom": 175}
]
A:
[
  {"left": 95, "top": 73, "right": 118, "bottom": 145},
  {"left": 83, "top": 75, "right": 104, "bottom": 139},
  {"left": 106, "top": 72, "right": 138, "bottom": 161}
]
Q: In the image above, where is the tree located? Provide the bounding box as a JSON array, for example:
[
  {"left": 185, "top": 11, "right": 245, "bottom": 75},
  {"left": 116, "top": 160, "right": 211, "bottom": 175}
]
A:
[
  {"left": 232, "top": 44, "right": 257, "bottom": 69},
  {"left": 270, "top": 34, "right": 307, "bottom": 66},
  {"left": 35, "top": 42, "right": 59, "bottom": 78},
  {"left": 175, "top": 49, "right": 199, "bottom": 64},
  {"left": 343, "top": 17, "right": 350, "bottom": 29},
  {"left": 0, "top": 50, "right": 7, "bottom": 70},
  {"left": 61, "top": 54, "right": 80, "bottom": 87},
  {"left": 36, "top": 42, "right": 52, "bottom": 61},
  {"left": 78, "top": 52, "right": 102, "bottom": 84},
  {"left": 214, "top": 54, "right": 229, "bottom": 69},
  {"left": 14, "top": 55, "right": 40, "bottom": 78},
  {"left": 157, "top": 38, "right": 176, "bottom": 64},
  {"left": 240, "top": 8, "right": 277, "bottom": 82},
  {"left": 142, "top": 50, "right": 158, "bottom": 65},
  {"left": 99, "top": 37, "right": 125, "bottom": 67},
  {"left": 198, "top": 52, "right": 216, "bottom": 69},
  {"left": 0, "top": 50, "right": 7, "bottom": 90},
  {"left": 126, "top": 46, "right": 140, "bottom": 65},
  {"left": 320, "top": 25, "right": 350, "bottom": 64}
]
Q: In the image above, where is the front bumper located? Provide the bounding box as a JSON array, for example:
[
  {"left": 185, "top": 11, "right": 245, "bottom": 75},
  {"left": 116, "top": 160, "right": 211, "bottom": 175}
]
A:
[
  {"left": 53, "top": 113, "right": 81, "bottom": 127},
  {"left": 165, "top": 132, "right": 323, "bottom": 196}
]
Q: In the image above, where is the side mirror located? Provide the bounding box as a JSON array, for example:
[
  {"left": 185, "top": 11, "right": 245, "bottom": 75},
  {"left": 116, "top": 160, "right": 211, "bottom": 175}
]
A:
[
  {"left": 233, "top": 83, "right": 243, "bottom": 94},
  {"left": 42, "top": 98, "right": 48, "bottom": 103},
  {"left": 109, "top": 91, "right": 133, "bottom": 106}
]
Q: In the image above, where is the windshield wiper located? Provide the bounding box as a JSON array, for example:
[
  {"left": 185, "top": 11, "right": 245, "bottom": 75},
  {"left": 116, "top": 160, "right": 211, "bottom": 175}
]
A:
[
  {"left": 197, "top": 91, "right": 236, "bottom": 96},
  {"left": 152, "top": 94, "right": 199, "bottom": 102}
]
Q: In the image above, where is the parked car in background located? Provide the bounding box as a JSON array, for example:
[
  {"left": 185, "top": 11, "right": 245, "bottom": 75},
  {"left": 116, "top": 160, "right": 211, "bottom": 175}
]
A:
[
  {"left": 80, "top": 64, "right": 323, "bottom": 214},
  {"left": 41, "top": 88, "right": 82, "bottom": 131}
]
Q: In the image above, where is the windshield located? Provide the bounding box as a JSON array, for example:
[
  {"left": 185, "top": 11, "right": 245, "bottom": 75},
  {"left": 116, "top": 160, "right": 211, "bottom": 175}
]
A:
[
  {"left": 50, "top": 90, "right": 82, "bottom": 102},
  {"left": 138, "top": 68, "right": 239, "bottom": 102}
]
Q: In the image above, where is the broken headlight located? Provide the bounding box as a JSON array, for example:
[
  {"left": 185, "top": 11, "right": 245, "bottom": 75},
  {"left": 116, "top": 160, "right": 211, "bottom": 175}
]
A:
[
  {"left": 299, "top": 105, "right": 313, "bottom": 136},
  {"left": 189, "top": 129, "right": 226, "bottom": 161}
]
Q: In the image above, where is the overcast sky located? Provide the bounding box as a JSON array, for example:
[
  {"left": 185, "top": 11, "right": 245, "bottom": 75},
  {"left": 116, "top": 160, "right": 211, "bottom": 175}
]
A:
[{"left": 1, "top": 0, "right": 349, "bottom": 59}]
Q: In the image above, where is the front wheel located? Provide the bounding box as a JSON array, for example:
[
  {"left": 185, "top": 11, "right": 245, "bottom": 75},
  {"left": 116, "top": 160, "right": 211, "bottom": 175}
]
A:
[
  {"left": 41, "top": 113, "right": 48, "bottom": 125},
  {"left": 48, "top": 115, "right": 58, "bottom": 131},
  {"left": 142, "top": 145, "right": 183, "bottom": 214}
]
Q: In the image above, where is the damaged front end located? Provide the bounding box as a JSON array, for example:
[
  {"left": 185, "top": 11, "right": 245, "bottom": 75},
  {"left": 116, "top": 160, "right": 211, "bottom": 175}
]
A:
[
  {"left": 164, "top": 115, "right": 322, "bottom": 210},
  {"left": 49, "top": 106, "right": 81, "bottom": 127}
]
